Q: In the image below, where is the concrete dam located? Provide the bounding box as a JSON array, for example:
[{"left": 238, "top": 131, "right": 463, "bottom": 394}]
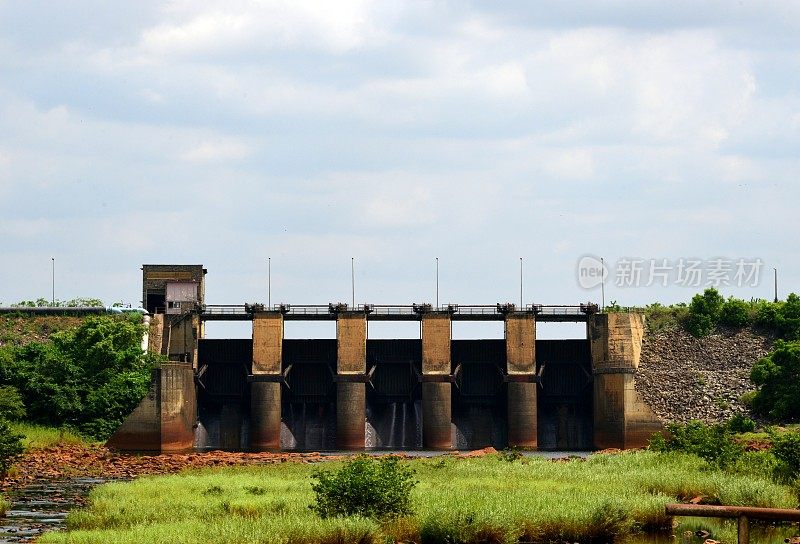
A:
[{"left": 107, "top": 265, "right": 663, "bottom": 453}]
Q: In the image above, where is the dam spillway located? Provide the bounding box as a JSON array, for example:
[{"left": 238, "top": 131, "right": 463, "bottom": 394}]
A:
[{"left": 106, "top": 264, "right": 663, "bottom": 453}]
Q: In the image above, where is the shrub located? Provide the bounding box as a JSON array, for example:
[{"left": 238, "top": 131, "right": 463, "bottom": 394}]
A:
[
  {"left": 0, "top": 386, "right": 26, "bottom": 421},
  {"left": 771, "top": 431, "right": 800, "bottom": 483},
  {"left": 719, "top": 297, "right": 751, "bottom": 327},
  {"left": 753, "top": 295, "right": 800, "bottom": 340},
  {"left": 750, "top": 341, "right": 800, "bottom": 421},
  {"left": 649, "top": 421, "right": 743, "bottom": 468},
  {"left": 738, "top": 391, "right": 757, "bottom": 408},
  {"left": 0, "top": 419, "right": 24, "bottom": 477},
  {"left": 0, "top": 314, "right": 154, "bottom": 440},
  {"left": 498, "top": 447, "right": 523, "bottom": 462},
  {"left": 685, "top": 288, "right": 725, "bottom": 337},
  {"left": 726, "top": 414, "right": 756, "bottom": 433},
  {"left": 310, "top": 455, "right": 417, "bottom": 519}
]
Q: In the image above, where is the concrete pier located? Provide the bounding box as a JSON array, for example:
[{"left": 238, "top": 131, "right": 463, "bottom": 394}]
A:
[
  {"left": 421, "top": 313, "right": 452, "bottom": 449},
  {"left": 336, "top": 313, "right": 367, "bottom": 449},
  {"left": 250, "top": 312, "right": 284, "bottom": 451},
  {"left": 589, "top": 313, "right": 662, "bottom": 449},
  {"left": 106, "top": 362, "right": 196, "bottom": 453},
  {"left": 505, "top": 313, "right": 537, "bottom": 448}
]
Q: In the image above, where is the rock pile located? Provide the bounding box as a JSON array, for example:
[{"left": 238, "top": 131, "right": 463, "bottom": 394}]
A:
[{"left": 636, "top": 326, "right": 774, "bottom": 424}]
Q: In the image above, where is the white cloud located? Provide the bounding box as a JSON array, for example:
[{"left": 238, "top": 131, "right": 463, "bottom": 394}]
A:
[
  {"left": 140, "top": 0, "right": 385, "bottom": 57},
  {"left": 0, "top": 2, "right": 798, "bottom": 307},
  {"left": 180, "top": 139, "right": 252, "bottom": 162},
  {"left": 543, "top": 148, "right": 596, "bottom": 181}
]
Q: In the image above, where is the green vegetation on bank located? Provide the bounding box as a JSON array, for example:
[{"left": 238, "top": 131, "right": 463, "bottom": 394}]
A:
[
  {"left": 0, "top": 314, "right": 156, "bottom": 441},
  {"left": 40, "top": 452, "right": 795, "bottom": 544},
  {"left": 9, "top": 423, "right": 92, "bottom": 450},
  {"left": 6, "top": 298, "right": 104, "bottom": 308},
  {"left": 607, "top": 288, "right": 800, "bottom": 340},
  {"left": 751, "top": 340, "right": 800, "bottom": 421},
  {"left": 651, "top": 421, "right": 800, "bottom": 496}
]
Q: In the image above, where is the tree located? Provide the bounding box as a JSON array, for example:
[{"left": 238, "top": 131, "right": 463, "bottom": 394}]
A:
[
  {"left": 685, "top": 288, "right": 725, "bottom": 337},
  {"left": 0, "top": 420, "right": 24, "bottom": 477},
  {"left": 750, "top": 340, "right": 800, "bottom": 421},
  {"left": 719, "top": 297, "right": 751, "bottom": 327},
  {"left": 0, "top": 314, "right": 154, "bottom": 439}
]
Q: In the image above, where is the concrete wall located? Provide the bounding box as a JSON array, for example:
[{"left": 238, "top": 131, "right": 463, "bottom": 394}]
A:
[
  {"left": 106, "top": 363, "right": 196, "bottom": 453},
  {"left": 167, "top": 313, "right": 199, "bottom": 365},
  {"left": 589, "top": 313, "right": 662, "bottom": 449},
  {"left": 250, "top": 312, "right": 284, "bottom": 451},
  {"left": 336, "top": 313, "right": 367, "bottom": 449},
  {"left": 505, "top": 313, "right": 537, "bottom": 448},
  {"left": 159, "top": 363, "right": 197, "bottom": 452},
  {"left": 421, "top": 313, "right": 452, "bottom": 449},
  {"left": 149, "top": 313, "right": 165, "bottom": 354}
]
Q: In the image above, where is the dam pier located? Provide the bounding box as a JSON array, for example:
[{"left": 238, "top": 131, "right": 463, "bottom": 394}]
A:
[{"left": 107, "top": 265, "right": 662, "bottom": 453}]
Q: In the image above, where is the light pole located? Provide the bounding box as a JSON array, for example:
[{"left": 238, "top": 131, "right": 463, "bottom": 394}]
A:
[
  {"left": 351, "top": 257, "right": 355, "bottom": 308},
  {"left": 268, "top": 257, "right": 271, "bottom": 308},
  {"left": 601, "top": 257, "right": 606, "bottom": 312},
  {"left": 436, "top": 257, "right": 439, "bottom": 308},
  {"left": 519, "top": 257, "right": 523, "bottom": 309},
  {"left": 51, "top": 257, "right": 55, "bottom": 305},
  {"left": 774, "top": 268, "right": 778, "bottom": 303}
]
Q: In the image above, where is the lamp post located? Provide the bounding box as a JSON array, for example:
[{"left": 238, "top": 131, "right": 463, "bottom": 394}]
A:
[
  {"left": 436, "top": 257, "right": 439, "bottom": 308},
  {"left": 351, "top": 258, "right": 355, "bottom": 308},
  {"left": 519, "top": 257, "right": 523, "bottom": 309},
  {"left": 774, "top": 268, "right": 778, "bottom": 303},
  {"left": 268, "top": 257, "right": 271, "bottom": 308},
  {"left": 51, "top": 257, "right": 55, "bottom": 306},
  {"left": 601, "top": 257, "right": 606, "bottom": 312}
]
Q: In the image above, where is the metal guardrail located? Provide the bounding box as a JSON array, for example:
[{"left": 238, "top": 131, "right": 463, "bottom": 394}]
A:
[
  {"left": 665, "top": 503, "right": 800, "bottom": 544},
  {"left": 200, "top": 303, "right": 599, "bottom": 321},
  {"left": 202, "top": 304, "right": 248, "bottom": 315}
]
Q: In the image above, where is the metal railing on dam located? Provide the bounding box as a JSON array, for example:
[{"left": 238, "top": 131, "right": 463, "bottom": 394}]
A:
[{"left": 200, "top": 303, "right": 599, "bottom": 322}]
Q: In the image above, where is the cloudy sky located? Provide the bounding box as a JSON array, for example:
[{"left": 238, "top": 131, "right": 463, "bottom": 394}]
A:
[{"left": 1, "top": 1, "right": 798, "bottom": 336}]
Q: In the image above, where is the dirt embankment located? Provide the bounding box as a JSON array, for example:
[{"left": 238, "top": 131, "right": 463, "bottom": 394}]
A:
[
  {"left": 2, "top": 445, "right": 507, "bottom": 490},
  {"left": 1, "top": 445, "right": 351, "bottom": 490},
  {"left": 0, "top": 315, "right": 90, "bottom": 348},
  {"left": 636, "top": 326, "right": 774, "bottom": 424}
]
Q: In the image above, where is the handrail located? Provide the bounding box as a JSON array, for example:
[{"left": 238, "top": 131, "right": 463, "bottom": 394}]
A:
[
  {"left": 665, "top": 503, "right": 800, "bottom": 544},
  {"left": 200, "top": 303, "right": 599, "bottom": 320}
]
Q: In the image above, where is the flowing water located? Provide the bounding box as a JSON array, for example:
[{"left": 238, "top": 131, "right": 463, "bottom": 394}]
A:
[{"left": 0, "top": 478, "right": 108, "bottom": 543}]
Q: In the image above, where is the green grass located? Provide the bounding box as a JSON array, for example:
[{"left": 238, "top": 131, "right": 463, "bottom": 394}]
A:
[
  {"left": 9, "top": 423, "right": 92, "bottom": 450},
  {"left": 40, "top": 451, "right": 797, "bottom": 544},
  {"left": 0, "top": 497, "right": 8, "bottom": 517}
]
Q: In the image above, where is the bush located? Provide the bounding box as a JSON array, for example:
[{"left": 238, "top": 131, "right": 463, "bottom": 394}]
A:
[
  {"left": 719, "top": 297, "right": 751, "bottom": 327},
  {"left": 0, "top": 386, "right": 26, "bottom": 421},
  {"left": 310, "top": 455, "right": 417, "bottom": 519},
  {"left": 0, "top": 315, "right": 154, "bottom": 440},
  {"left": 0, "top": 419, "right": 24, "bottom": 477},
  {"left": 753, "top": 295, "right": 800, "bottom": 340},
  {"left": 685, "top": 288, "right": 725, "bottom": 337},
  {"left": 771, "top": 431, "right": 800, "bottom": 483},
  {"left": 726, "top": 414, "right": 756, "bottom": 433},
  {"left": 649, "top": 421, "right": 743, "bottom": 468},
  {"left": 750, "top": 340, "right": 800, "bottom": 421}
]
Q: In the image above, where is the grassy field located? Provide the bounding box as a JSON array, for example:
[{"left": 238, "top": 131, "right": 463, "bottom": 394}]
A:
[
  {"left": 40, "top": 451, "right": 797, "bottom": 544},
  {"left": 9, "top": 423, "right": 92, "bottom": 450}
]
